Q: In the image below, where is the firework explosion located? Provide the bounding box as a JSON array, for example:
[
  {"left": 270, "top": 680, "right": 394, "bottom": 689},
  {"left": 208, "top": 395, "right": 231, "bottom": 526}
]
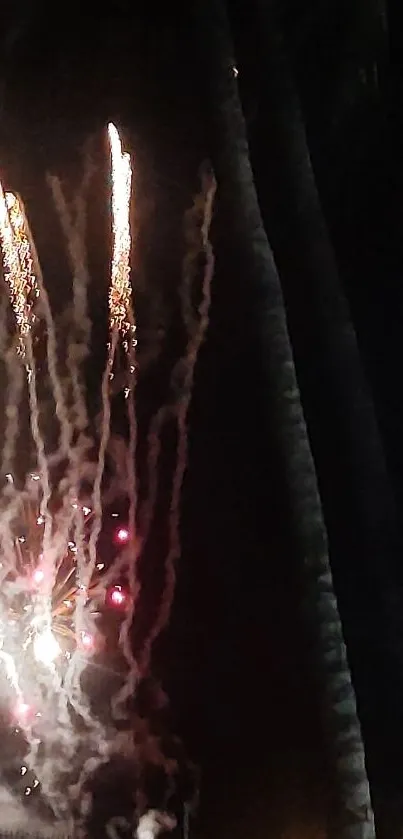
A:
[
  {"left": 0, "top": 125, "right": 136, "bottom": 826},
  {"left": 0, "top": 189, "right": 40, "bottom": 349},
  {"left": 0, "top": 124, "right": 215, "bottom": 835}
]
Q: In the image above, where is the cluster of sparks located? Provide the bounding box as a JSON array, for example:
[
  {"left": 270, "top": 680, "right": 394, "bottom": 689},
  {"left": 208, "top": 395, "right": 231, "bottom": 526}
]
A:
[
  {"left": 0, "top": 187, "right": 40, "bottom": 349},
  {"left": 0, "top": 492, "right": 130, "bottom": 796},
  {"left": 108, "top": 122, "right": 133, "bottom": 338},
  {"left": 0, "top": 479, "right": 130, "bottom": 717}
]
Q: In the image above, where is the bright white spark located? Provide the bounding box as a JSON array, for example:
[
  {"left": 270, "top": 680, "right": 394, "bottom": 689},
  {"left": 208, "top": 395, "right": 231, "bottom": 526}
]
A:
[
  {"left": 137, "top": 811, "right": 177, "bottom": 839},
  {"left": 33, "top": 627, "right": 61, "bottom": 666},
  {"left": 0, "top": 644, "right": 22, "bottom": 693}
]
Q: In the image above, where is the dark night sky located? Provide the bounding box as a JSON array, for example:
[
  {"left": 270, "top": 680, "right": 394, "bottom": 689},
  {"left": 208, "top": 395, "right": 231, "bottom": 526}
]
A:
[{"left": 0, "top": 2, "right": 400, "bottom": 836}]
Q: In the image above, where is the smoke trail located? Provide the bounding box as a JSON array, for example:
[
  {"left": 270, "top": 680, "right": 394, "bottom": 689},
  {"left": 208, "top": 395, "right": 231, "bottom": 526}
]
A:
[
  {"left": 138, "top": 404, "right": 171, "bottom": 553},
  {"left": 106, "top": 170, "right": 216, "bottom": 828},
  {"left": 0, "top": 344, "right": 25, "bottom": 478},
  {"left": 112, "top": 323, "right": 140, "bottom": 720},
  {"left": 21, "top": 199, "right": 71, "bottom": 463},
  {"left": 0, "top": 295, "right": 24, "bottom": 480},
  {"left": 46, "top": 161, "right": 99, "bottom": 708},
  {"left": 46, "top": 159, "right": 95, "bottom": 634},
  {"left": 84, "top": 332, "right": 118, "bottom": 605},
  {"left": 46, "top": 166, "right": 94, "bottom": 528},
  {"left": 138, "top": 167, "right": 216, "bottom": 675},
  {"left": 138, "top": 168, "right": 216, "bottom": 561},
  {"left": 46, "top": 146, "right": 94, "bottom": 438}
]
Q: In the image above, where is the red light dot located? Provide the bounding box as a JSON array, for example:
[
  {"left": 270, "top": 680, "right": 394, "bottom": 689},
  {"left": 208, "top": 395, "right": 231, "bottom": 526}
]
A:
[
  {"left": 116, "top": 527, "right": 129, "bottom": 544},
  {"left": 110, "top": 586, "right": 126, "bottom": 606}
]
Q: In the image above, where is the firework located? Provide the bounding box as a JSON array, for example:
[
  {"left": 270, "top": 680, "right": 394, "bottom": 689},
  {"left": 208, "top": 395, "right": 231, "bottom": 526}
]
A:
[
  {"left": 0, "top": 185, "right": 40, "bottom": 348},
  {"left": 0, "top": 122, "right": 195, "bottom": 830},
  {"left": 0, "top": 136, "right": 137, "bottom": 822},
  {"left": 0, "top": 474, "right": 132, "bottom": 823},
  {"left": 108, "top": 122, "right": 133, "bottom": 338},
  {"left": 0, "top": 484, "right": 131, "bottom": 667},
  {"left": 84, "top": 123, "right": 137, "bottom": 660},
  {"left": 0, "top": 485, "right": 95, "bottom": 675}
]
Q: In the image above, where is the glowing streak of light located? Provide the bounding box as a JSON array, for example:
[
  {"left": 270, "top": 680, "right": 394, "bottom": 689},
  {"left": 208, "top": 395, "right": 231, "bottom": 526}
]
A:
[
  {"left": 107, "top": 125, "right": 139, "bottom": 722},
  {"left": 85, "top": 123, "right": 134, "bottom": 628},
  {"left": 108, "top": 122, "right": 133, "bottom": 337},
  {"left": 0, "top": 186, "right": 39, "bottom": 346},
  {"left": 0, "top": 185, "right": 52, "bottom": 548}
]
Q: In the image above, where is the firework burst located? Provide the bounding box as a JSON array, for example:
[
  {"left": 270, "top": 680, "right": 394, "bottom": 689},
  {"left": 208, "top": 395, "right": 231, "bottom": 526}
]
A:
[
  {"left": 0, "top": 187, "right": 40, "bottom": 351},
  {"left": 108, "top": 122, "right": 133, "bottom": 338},
  {"left": 0, "top": 123, "right": 199, "bottom": 833},
  {"left": 0, "top": 483, "right": 100, "bottom": 672}
]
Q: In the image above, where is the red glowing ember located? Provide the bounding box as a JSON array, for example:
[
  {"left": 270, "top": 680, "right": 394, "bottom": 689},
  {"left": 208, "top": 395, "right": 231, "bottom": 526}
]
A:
[
  {"left": 115, "top": 527, "right": 129, "bottom": 544},
  {"left": 109, "top": 585, "right": 127, "bottom": 607}
]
